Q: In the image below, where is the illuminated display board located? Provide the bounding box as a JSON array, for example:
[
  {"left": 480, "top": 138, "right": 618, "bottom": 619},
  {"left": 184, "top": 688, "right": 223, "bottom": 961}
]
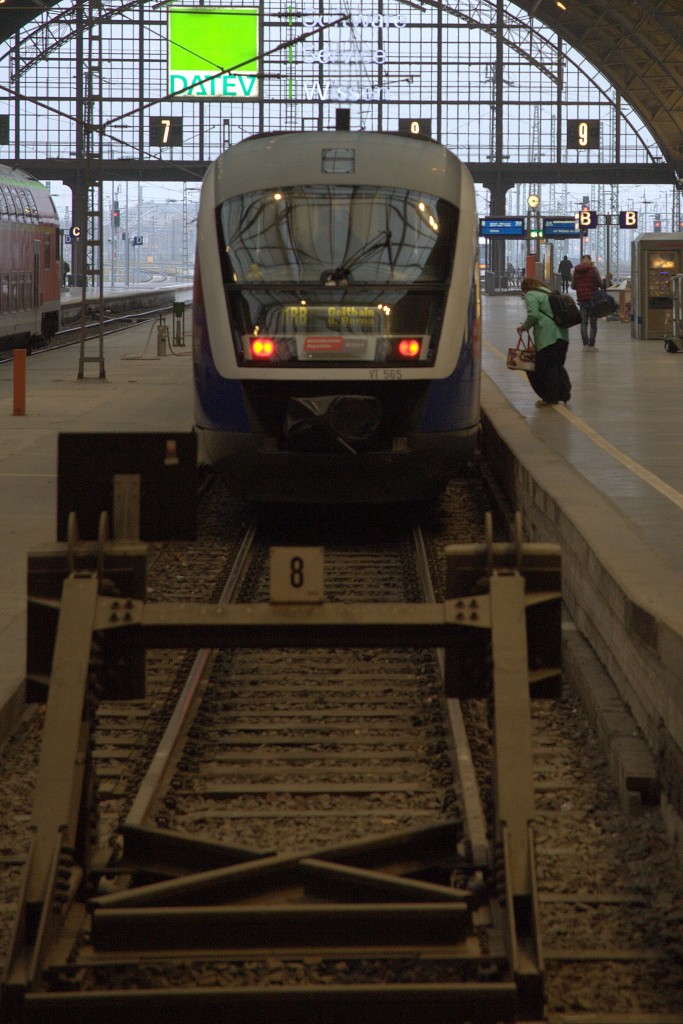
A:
[
  {"left": 567, "top": 119, "right": 600, "bottom": 149},
  {"left": 479, "top": 217, "right": 526, "bottom": 238},
  {"left": 577, "top": 209, "right": 598, "bottom": 229},
  {"left": 168, "top": 8, "right": 259, "bottom": 100},
  {"left": 398, "top": 119, "right": 432, "bottom": 138},
  {"left": 543, "top": 217, "right": 581, "bottom": 239},
  {"left": 619, "top": 210, "right": 638, "bottom": 229},
  {"left": 150, "top": 116, "right": 183, "bottom": 146}
]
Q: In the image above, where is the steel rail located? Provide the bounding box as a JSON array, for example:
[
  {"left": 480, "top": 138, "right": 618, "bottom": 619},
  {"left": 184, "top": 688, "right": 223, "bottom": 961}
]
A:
[
  {"left": 0, "top": 298, "right": 191, "bottom": 363},
  {"left": 3, "top": 518, "right": 560, "bottom": 1022},
  {"left": 125, "top": 525, "right": 257, "bottom": 831}
]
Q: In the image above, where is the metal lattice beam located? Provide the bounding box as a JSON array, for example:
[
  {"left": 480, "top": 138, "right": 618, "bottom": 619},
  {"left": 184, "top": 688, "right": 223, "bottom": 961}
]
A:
[
  {"left": 512, "top": 0, "right": 683, "bottom": 173},
  {"left": 1, "top": 0, "right": 682, "bottom": 183}
]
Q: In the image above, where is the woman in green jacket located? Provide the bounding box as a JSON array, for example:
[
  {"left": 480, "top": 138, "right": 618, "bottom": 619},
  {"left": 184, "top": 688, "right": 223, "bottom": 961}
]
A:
[{"left": 519, "top": 277, "right": 571, "bottom": 405}]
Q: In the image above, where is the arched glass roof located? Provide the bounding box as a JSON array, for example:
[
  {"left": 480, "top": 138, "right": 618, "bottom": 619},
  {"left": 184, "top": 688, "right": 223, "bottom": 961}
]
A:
[{"left": 0, "top": 0, "right": 679, "bottom": 179}]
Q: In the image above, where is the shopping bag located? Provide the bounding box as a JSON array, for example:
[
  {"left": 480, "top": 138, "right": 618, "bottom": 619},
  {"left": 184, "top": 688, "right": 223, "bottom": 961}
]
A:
[{"left": 507, "top": 328, "right": 536, "bottom": 371}]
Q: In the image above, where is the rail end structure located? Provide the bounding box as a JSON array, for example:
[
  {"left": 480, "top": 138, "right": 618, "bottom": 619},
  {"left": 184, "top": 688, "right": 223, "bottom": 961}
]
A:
[
  {"left": 5, "top": 510, "right": 561, "bottom": 1023},
  {"left": 446, "top": 511, "right": 560, "bottom": 1017}
]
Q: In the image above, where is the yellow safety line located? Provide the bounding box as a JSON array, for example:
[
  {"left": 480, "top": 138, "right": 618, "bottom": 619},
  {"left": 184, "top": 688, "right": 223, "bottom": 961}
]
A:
[{"left": 484, "top": 339, "right": 683, "bottom": 512}]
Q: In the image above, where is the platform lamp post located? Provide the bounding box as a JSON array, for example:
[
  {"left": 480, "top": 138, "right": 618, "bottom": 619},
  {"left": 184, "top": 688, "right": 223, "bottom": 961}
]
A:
[
  {"left": 183, "top": 185, "right": 200, "bottom": 280},
  {"left": 124, "top": 180, "right": 130, "bottom": 288},
  {"left": 135, "top": 183, "right": 142, "bottom": 285}
]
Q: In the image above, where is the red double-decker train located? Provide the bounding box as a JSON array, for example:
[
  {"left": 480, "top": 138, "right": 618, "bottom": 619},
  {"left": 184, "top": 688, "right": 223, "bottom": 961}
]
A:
[{"left": 0, "top": 165, "right": 61, "bottom": 352}]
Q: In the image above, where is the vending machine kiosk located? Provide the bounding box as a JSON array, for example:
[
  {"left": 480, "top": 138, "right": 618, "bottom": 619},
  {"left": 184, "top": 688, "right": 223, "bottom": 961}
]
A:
[{"left": 631, "top": 233, "right": 683, "bottom": 339}]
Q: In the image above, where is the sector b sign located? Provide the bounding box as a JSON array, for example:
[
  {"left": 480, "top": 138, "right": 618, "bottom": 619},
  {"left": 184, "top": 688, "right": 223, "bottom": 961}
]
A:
[{"left": 168, "top": 8, "right": 259, "bottom": 99}]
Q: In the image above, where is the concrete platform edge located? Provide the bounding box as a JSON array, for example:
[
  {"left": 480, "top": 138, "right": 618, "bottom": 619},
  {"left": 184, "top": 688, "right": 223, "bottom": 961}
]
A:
[
  {"left": 481, "top": 373, "right": 683, "bottom": 825},
  {"left": 563, "top": 623, "right": 683, "bottom": 851}
]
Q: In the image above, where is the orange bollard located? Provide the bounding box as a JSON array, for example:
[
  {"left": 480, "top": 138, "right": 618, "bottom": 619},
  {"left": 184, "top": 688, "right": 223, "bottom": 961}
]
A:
[{"left": 13, "top": 348, "right": 26, "bottom": 416}]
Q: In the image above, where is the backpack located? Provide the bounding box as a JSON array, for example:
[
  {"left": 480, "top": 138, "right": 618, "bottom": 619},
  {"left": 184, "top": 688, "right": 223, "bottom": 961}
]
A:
[
  {"left": 589, "top": 289, "right": 617, "bottom": 319},
  {"left": 548, "top": 291, "right": 582, "bottom": 328}
]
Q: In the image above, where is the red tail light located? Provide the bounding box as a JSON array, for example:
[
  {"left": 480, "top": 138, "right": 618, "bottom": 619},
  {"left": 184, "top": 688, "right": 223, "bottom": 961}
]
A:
[
  {"left": 398, "top": 338, "right": 421, "bottom": 358},
  {"left": 250, "top": 337, "right": 275, "bottom": 359}
]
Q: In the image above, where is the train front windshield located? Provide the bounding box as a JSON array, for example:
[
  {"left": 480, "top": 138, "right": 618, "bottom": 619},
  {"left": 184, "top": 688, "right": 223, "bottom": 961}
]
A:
[{"left": 217, "top": 185, "right": 458, "bottom": 366}]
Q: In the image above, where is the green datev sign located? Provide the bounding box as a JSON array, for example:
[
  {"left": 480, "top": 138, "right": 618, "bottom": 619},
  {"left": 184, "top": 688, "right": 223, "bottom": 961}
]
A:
[{"left": 168, "top": 8, "right": 259, "bottom": 99}]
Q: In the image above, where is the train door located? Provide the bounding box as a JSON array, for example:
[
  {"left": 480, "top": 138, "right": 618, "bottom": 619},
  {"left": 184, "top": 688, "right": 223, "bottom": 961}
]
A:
[
  {"left": 33, "top": 241, "right": 41, "bottom": 334},
  {"left": 33, "top": 242, "right": 40, "bottom": 307}
]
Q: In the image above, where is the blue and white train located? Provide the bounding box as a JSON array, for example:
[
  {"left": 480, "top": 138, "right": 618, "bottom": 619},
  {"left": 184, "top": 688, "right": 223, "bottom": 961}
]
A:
[{"left": 192, "top": 130, "right": 481, "bottom": 503}]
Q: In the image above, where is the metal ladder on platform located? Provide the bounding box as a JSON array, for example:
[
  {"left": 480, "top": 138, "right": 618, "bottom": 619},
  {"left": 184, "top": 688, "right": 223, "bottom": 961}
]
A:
[{"left": 77, "top": 0, "right": 106, "bottom": 380}]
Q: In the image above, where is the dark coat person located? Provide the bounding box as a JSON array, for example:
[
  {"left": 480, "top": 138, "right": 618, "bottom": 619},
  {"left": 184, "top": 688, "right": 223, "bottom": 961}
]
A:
[
  {"left": 558, "top": 256, "right": 573, "bottom": 293},
  {"left": 571, "top": 255, "right": 603, "bottom": 349}
]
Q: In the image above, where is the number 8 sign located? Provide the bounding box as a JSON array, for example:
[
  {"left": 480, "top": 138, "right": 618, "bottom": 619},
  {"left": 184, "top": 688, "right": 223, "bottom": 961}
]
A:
[{"left": 269, "top": 547, "right": 325, "bottom": 603}]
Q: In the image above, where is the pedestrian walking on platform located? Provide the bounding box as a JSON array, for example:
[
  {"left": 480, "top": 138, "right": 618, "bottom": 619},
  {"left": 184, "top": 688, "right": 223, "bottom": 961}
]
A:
[
  {"left": 558, "top": 255, "right": 573, "bottom": 293},
  {"left": 571, "top": 254, "right": 603, "bottom": 349},
  {"left": 519, "top": 277, "right": 571, "bottom": 405}
]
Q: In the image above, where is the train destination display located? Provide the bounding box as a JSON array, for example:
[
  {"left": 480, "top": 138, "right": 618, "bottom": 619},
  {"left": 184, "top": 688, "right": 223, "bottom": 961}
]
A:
[{"left": 479, "top": 217, "right": 526, "bottom": 238}]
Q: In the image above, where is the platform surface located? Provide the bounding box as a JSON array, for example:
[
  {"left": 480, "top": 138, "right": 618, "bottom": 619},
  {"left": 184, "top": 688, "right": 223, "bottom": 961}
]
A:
[
  {"left": 481, "top": 293, "right": 683, "bottom": 578},
  {"left": 0, "top": 320, "right": 194, "bottom": 736}
]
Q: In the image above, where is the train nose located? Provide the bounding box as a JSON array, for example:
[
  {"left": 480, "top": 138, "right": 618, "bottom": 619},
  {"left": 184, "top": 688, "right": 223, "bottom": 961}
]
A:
[{"left": 283, "top": 395, "right": 382, "bottom": 453}]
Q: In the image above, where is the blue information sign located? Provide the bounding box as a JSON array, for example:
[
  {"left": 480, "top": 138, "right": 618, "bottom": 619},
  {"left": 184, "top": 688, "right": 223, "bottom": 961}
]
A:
[
  {"left": 542, "top": 216, "right": 581, "bottom": 239},
  {"left": 479, "top": 217, "right": 526, "bottom": 238}
]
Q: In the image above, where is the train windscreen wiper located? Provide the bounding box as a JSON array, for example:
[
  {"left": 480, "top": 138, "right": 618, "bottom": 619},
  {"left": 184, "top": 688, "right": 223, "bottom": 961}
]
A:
[{"left": 320, "top": 230, "right": 392, "bottom": 286}]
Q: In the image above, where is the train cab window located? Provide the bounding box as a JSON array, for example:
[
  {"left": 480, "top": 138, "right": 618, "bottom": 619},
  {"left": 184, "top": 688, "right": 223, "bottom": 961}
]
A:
[
  {"left": 10, "top": 273, "right": 17, "bottom": 312},
  {"left": 0, "top": 273, "right": 8, "bottom": 313},
  {"left": 218, "top": 184, "right": 458, "bottom": 367},
  {"left": 44, "top": 235, "right": 51, "bottom": 269},
  {"left": 26, "top": 272, "right": 33, "bottom": 308}
]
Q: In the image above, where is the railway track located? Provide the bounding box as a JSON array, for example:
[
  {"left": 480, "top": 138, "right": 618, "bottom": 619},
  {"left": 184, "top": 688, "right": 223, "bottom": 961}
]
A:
[
  {"left": 125, "top": 528, "right": 457, "bottom": 849},
  {"left": 2, "top": 495, "right": 562, "bottom": 1023},
  {"left": 0, "top": 295, "right": 187, "bottom": 363},
  {"left": 2, "top": 479, "right": 683, "bottom": 1021}
]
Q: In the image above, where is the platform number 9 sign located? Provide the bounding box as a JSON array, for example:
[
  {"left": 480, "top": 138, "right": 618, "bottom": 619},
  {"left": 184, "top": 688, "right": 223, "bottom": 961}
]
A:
[
  {"left": 567, "top": 119, "right": 600, "bottom": 150},
  {"left": 269, "top": 547, "right": 325, "bottom": 603}
]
